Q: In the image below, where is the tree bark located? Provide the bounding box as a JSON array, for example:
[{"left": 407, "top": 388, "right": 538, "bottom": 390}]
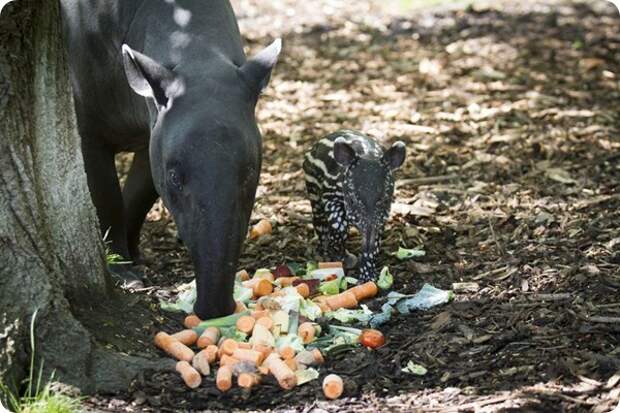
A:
[{"left": 0, "top": 0, "right": 166, "bottom": 396}]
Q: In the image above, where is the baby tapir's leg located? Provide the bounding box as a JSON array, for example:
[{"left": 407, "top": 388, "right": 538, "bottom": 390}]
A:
[{"left": 313, "top": 197, "right": 350, "bottom": 262}]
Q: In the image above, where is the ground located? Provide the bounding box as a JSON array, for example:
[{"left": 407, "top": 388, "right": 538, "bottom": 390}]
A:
[{"left": 89, "top": 1, "right": 620, "bottom": 411}]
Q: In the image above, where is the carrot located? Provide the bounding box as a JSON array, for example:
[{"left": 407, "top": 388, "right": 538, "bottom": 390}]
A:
[
  {"left": 317, "top": 302, "right": 331, "bottom": 313},
  {"left": 176, "top": 361, "right": 201, "bottom": 389},
  {"left": 219, "top": 338, "right": 238, "bottom": 356},
  {"left": 313, "top": 295, "right": 330, "bottom": 304},
  {"left": 256, "top": 316, "right": 274, "bottom": 331},
  {"left": 284, "top": 357, "right": 298, "bottom": 371},
  {"left": 183, "top": 314, "right": 202, "bottom": 329},
  {"left": 264, "top": 353, "right": 297, "bottom": 390},
  {"left": 192, "top": 351, "right": 211, "bottom": 376},
  {"left": 238, "top": 372, "right": 260, "bottom": 389},
  {"left": 238, "top": 342, "right": 252, "bottom": 350},
  {"left": 197, "top": 326, "right": 220, "bottom": 348},
  {"left": 318, "top": 261, "right": 343, "bottom": 269},
  {"left": 249, "top": 219, "right": 272, "bottom": 239},
  {"left": 298, "top": 322, "right": 319, "bottom": 344},
  {"left": 232, "top": 348, "right": 265, "bottom": 366},
  {"left": 296, "top": 283, "right": 310, "bottom": 298},
  {"left": 236, "top": 315, "right": 256, "bottom": 334},
  {"left": 251, "top": 309, "right": 270, "bottom": 319},
  {"left": 278, "top": 276, "right": 300, "bottom": 287},
  {"left": 278, "top": 346, "right": 296, "bottom": 360},
  {"left": 326, "top": 291, "right": 358, "bottom": 310},
  {"left": 216, "top": 365, "right": 233, "bottom": 392},
  {"left": 219, "top": 354, "right": 240, "bottom": 367},
  {"left": 154, "top": 332, "right": 195, "bottom": 362},
  {"left": 171, "top": 329, "right": 198, "bottom": 346},
  {"left": 204, "top": 344, "right": 219, "bottom": 364},
  {"left": 242, "top": 278, "right": 273, "bottom": 298},
  {"left": 322, "top": 374, "right": 344, "bottom": 399},
  {"left": 312, "top": 348, "right": 325, "bottom": 365},
  {"left": 347, "top": 281, "right": 378, "bottom": 301},
  {"left": 235, "top": 300, "right": 248, "bottom": 313},
  {"left": 252, "top": 343, "right": 273, "bottom": 360},
  {"left": 236, "top": 269, "right": 250, "bottom": 281}
]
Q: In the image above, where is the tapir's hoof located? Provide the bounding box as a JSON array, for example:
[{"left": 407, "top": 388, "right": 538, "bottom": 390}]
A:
[
  {"left": 344, "top": 251, "right": 358, "bottom": 270},
  {"left": 108, "top": 263, "right": 144, "bottom": 290}
]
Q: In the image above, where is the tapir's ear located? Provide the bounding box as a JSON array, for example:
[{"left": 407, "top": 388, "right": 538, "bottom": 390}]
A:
[
  {"left": 240, "top": 38, "right": 282, "bottom": 94},
  {"left": 121, "top": 44, "right": 183, "bottom": 109},
  {"left": 334, "top": 137, "right": 357, "bottom": 167},
  {"left": 383, "top": 141, "right": 406, "bottom": 170}
]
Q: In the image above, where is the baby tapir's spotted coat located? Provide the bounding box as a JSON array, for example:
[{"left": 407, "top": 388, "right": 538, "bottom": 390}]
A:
[{"left": 303, "top": 130, "right": 406, "bottom": 281}]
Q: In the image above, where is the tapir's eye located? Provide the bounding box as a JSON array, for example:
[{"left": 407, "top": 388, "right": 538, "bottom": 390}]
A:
[{"left": 168, "top": 170, "right": 183, "bottom": 190}]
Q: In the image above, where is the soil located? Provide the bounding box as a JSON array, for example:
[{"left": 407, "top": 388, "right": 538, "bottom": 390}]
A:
[{"left": 86, "top": 1, "right": 620, "bottom": 411}]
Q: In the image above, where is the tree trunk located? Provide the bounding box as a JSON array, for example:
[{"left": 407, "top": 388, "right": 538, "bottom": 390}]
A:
[{"left": 0, "top": 0, "right": 165, "bottom": 396}]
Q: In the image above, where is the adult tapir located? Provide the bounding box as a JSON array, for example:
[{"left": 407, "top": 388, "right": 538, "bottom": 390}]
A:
[{"left": 60, "top": 0, "right": 281, "bottom": 319}]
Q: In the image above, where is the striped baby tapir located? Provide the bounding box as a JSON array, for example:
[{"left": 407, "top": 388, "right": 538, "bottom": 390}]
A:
[{"left": 303, "top": 130, "right": 406, "bottom": 281}]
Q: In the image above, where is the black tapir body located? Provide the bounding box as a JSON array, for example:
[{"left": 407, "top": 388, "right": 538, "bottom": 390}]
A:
[{"left": 60, "top": 0, "right": 280, "bottom": 319}]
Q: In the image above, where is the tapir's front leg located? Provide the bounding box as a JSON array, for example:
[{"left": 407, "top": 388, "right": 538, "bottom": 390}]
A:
[
  {"left": 81, "top": 139, "right": 141, "bottom": 287},
  {"left": 122, "top": 149, "right": 159, "bottom": 263}
]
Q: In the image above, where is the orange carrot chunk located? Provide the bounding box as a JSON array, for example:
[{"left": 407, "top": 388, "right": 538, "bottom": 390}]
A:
[
  {"left": 323, "top": 374, "right": 344, "bottom": 399},
  {"left": 183, "top": 314, "right": 202, "bottom": 329},
  {"left": 176, "top": 361, "right": 202, "bottom": 389},
  {"left": 264, "top": 353, "right": 297, "bottom": 390},
  {"left": 298, "top": 322, "right": 318, "bottom": 344},
  {"left": 154, "top": 332, "right": 194, "bottom": 362},
  {"left": 216, "top": 365, "right": 233, "bottom": 392},
  {"left": 312, "top": 348, "right": 325, "bottom": 365},
  {"left": 238, "top": 372, "right": 261, "bottom": 389},
  {"left": 219, "top": 354, "right": 240, "bottom": 367},
  {"left": 204, "top": 344, "right": 219, "bottom": 364},
  {"left": 318, "top": 261, "right": 343, "bottom": 269},
  {"left": 278, "top": 346, "right": 296, "bottom": 360},
  {"left": 249, "top": 219, "right": 272, "bottom": 239},
  {"left": 197, "top": 326, "right": 220, "bottom": 349},
  {"left": 219, "top": 338, "right": 238, "bottom": 357},
  {"left": 236, "top": 315, "right": 256, "bottom": 334},
  {"left": 325, "top": 291, "right": 358, "bottom": 310},
  {"left": 296, "top": 283, "right": 310, "bottom": 298},
  {"left": 238, "top": 342, "right": 252, "bottom": 350},
  {"left": 242, "top": 278, "right": 273, "bottom": 298},
  {"left": 256, "top": 316, "right": 274, "bottom": 331},
  {"left": 232, "top": 348, "right": 265, "bottom": 366},
  {"left": 171, "top": 329, "right": 198, "bottom": 346},
  {"left": 347, "top": 281, "right": 378, "bottom": 301}
]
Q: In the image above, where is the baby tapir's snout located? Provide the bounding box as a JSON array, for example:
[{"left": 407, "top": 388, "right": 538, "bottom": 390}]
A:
[{"left": 303, "top": 130, "right": 406, "bottom": 281}]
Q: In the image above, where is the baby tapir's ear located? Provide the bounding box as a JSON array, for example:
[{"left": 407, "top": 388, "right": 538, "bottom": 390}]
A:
[
  {"left": 383, "top": 141, "right": 406, "bottom": 170},
  {"left": 240, "top": 38, "right": 282, "bottom": 94},
  {"left": 121, "top": 44, "right": 184, "bottom": 110},
  {"left": 334, "top": 137, "right": 357, "bottom": 167}
]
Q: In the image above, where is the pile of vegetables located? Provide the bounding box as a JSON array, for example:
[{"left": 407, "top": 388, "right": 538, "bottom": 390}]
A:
[
  {"left": 155, "top": 262, "right": 387, "bottom": 398},
  {"left": 156, "top": 246, "right": 453, "bottom": 398}
]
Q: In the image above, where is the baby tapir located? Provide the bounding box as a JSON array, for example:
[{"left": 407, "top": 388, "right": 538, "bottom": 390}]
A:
[{"left": 303, "top": 130, "right": 406, "bottom": 281}]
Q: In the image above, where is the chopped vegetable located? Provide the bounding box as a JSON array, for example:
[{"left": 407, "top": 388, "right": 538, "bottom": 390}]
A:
[
  {"left": 318, "top": 261, "right": 343, "bottom": 269},
  {"left": 235, "top": 315, "right": 256, "bottom": 334},
  {"left": 171, "top": 329, "right": 198, "bottom": 346},
  {"left": 322, "top": 374, "right": 344, "bottom": 399},
  {"left": 326, "top": 291, "right": 358, "bottom": 310},
  {"left": 359, "top": 329, "right": 385, "bottom": 349},
  {"left": 192, "top": 351, "right": 211, "bottom": 376},
  {"left": 298, "top": 322, "right": 320, "bottom": 344},
  {"left": 264, "top": 353, "right": 297, "bottom": 389},
  {"left": 194, "top": 311, "right": 249, "bottom": 335},
  {"left": 299, "top": 299, "right": 322, "bottom": 321},
  {"left": 377, "top": 266, "right": 393, "bottom": 290},
  {"left": 183, "top": 314, "right": 202, "bottom": 329},
  {"left": 347, "top": 281, "right": 378, "bottom": 301},
  {"left": 273, "top": 264, "right": 293, "bottom": 278},
  {"left": 216, "top": 365, "right": 233, "bottom": 392},
  {"left": 295, "top": 367, "right": 319, "bottom": 385},
  {"left": 154, "top": 332, "right": 194, "bottom": 362},
  {"left": 393, "top": 246, "right": 426, "bottom": 260},
  {"left": 176, "top": 361, "right": 201, "bottom": 389},
  {"left": 319, "top": 278, "right": 340, "bottom": 295},
  {"left": 326, "top": 305, "right": 372, "bottom": 324}
]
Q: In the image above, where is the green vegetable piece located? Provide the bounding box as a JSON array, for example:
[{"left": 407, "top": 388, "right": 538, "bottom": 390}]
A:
[
  {"left": 319, "top": 278, "right": 340, "bottom": 295},
  {"left": 377, "top": 266, "right": 393, "bottom": 290},
  {"left": 402, "top": 361, "right": 427, "bottom": 375},
  {"left": 394, "top": 247, "right": 426, "bottom": 260}
]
